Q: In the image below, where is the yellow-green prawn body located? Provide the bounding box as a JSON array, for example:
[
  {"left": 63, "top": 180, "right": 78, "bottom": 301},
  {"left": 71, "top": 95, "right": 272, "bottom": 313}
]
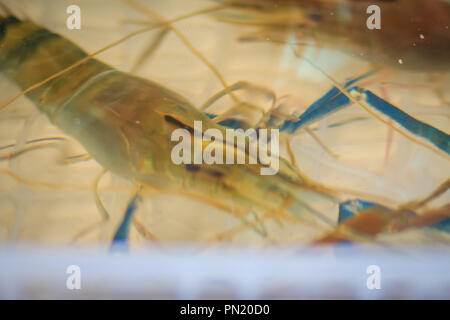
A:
[{"left": 0, "top": 15, "right": 336, "bottom": 232}]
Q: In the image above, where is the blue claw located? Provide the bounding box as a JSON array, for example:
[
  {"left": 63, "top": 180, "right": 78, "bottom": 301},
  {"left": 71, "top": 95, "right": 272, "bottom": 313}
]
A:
[
  {"left": 280, "top": 71, "right": 376, "bottom": 133},
  {"left": 111, "top": 194, "right": 142, "bottom": 251},
  {"left": 205, "top": 72, "right": 375, "bottom": 131},
  {"left": 204, "top": 70, "right": 449, "bottom": 155},
  {"left": 360, "top": 89, "right": 450, "bottom": 154},
  {"left": 281, "top": 92, "right": 350, "bottom": 133},
  {"left": 279, "top": 73, "right": 449, "bottom": 154}
]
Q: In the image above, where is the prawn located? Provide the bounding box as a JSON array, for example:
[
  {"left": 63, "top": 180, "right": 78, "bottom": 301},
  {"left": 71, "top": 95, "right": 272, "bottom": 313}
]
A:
[
  {"left": 207, "top": 0, "right": 450, "bottom": 114},
  {"left": 0, "top": 4, "right": 342, "bottom": 247},
  {"left": 0, "top": 1, "right": 448, "bottom": 248},
  {"left": 211, "top": 0, "right": 450, "bottom": 72}
]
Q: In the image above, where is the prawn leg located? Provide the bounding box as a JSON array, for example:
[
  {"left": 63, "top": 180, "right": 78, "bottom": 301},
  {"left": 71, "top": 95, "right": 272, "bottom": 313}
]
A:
[
  {"left": 278, "top": 71, "right": 377, "bottom": 133},
  {"left": 111, "top": 192, "right": 142, "bottom": 252},
  {"left": 129, "top": 27, "right": 170, "bottom": 73},
  {"left": 0, "top": 137, "right": 66, "bottom": 161},
  {"left": 203, "top": 80, "right": 277, "bottom": 130},
  {"left": 202, "top": 72, "right": 374, "bottom": 131},
  {"left": 358, "top": 89, "right": 449, "bottom": 154},
  {"left": 123, "top": 0, "right": 241, "bottom": 105},
  {"left": 202, "top": 82, "right": 341, "bottom": 157}
]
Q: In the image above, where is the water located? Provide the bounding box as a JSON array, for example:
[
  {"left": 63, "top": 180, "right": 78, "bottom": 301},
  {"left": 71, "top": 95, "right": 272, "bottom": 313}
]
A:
[{"left": 0, "top": 0, "right": 448, "bottom": 247}]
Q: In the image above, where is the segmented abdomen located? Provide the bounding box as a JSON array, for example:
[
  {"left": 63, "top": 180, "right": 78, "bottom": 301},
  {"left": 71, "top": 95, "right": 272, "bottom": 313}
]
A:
[
  {"left": 0, "top": 16, "right": 113, "bottom": 115},
  {"left": 0, "top": 15, "right": 198, "bottom": 180}
]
